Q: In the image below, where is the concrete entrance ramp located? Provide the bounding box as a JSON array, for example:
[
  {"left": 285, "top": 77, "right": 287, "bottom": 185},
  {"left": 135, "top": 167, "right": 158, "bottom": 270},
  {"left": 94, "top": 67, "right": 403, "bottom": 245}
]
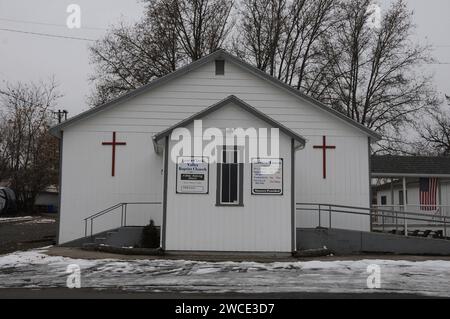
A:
[{"left": 297, "top": 228, "right": 450, "bottom": 256}]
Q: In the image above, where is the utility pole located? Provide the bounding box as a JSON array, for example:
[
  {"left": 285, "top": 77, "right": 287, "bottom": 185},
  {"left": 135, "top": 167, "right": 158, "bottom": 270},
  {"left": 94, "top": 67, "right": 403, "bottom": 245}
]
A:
[{"left": 53, "top": 110, "right": 68, "bottom": 124}]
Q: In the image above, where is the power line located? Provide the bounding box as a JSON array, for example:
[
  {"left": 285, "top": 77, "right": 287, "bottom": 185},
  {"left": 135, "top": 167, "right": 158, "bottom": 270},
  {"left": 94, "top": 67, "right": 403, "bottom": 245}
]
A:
[
  {"left": 0, "top": 28, "right": 95, "bottom": 42},
  {"left": 425, "top": 62, "right": 450, "bottom": 65},
  {"left": 0, "top": 17, "right": 107, "bottom": 31}
]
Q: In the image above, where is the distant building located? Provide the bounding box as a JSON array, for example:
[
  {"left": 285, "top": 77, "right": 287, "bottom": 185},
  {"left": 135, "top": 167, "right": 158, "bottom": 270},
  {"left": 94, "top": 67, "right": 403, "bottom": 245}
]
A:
[
  {"left": 0, "top": 180, "right": 58, "bottom": 214},
  {"left": 34, "top": 186, "right": 59, "bottom": 214},
  {"left": 372, "top": 156, "right": 450, "bottom": 230}
]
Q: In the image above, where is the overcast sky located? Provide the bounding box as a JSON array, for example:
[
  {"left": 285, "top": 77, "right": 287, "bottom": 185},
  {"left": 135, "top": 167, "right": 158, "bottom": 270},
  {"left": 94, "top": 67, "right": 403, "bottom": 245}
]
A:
[{"left": 0, "top": 0, "right": 449, "bottom": 118}]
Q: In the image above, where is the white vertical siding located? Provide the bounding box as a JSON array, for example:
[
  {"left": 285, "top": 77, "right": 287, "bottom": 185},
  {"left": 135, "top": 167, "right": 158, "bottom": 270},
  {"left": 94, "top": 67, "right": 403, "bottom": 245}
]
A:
[
  {"left": 165, "top": 103, "right": 293, "bottom": 252},
  {"left": 296, "top": 135, "right": 370, "bottom": 231},
  {"left": 59, "top": 130, "right": 163, "bottom": 243},
  {"left": 440, "top": 180, "right": 450, "bottom": 207}
]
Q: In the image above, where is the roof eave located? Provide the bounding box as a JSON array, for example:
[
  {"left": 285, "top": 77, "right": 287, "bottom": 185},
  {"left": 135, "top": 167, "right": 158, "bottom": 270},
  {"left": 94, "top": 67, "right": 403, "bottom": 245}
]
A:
[
  {"left": 222, "top": 53, "right": 382, "bottom": 141},
  {"left": 50, "top": 49, "right": 381, "bottom": 141},
  {"left": 48, "top": 49, "right": 227, "bottom": 134}
]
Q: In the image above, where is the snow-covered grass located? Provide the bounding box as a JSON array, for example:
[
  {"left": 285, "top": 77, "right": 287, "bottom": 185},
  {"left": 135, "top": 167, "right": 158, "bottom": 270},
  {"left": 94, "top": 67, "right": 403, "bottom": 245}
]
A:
[
  {"left": 0, "top": 216, "right": 55, "bottom": 224},
  {"left": 18, "top": 218, "right": 56, "bottom": 225},
  {"left": 0, "top": 216, "right": 34, "bottom": 223},
  {"left": 1, "top": 247, "right": 450, "bottom": 296}
]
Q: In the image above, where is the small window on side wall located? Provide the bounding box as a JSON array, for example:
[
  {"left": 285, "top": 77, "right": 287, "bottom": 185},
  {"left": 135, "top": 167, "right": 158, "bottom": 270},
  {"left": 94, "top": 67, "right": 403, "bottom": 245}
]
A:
[
  {"left": 215, "top": 60, "right": 225, "bottom": 75},
  {"left": 381, "top": 196, "right": 387, "bottom": 206}
]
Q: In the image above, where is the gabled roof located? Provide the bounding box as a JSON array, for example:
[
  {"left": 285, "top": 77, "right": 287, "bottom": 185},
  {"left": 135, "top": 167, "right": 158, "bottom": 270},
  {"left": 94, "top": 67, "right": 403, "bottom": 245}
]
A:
[
  {"left": 50, "top": 49, "right": 381, "bottom": 140},
  {"left": 371, "top": 155, "right": 450, "bottom": 177},
  {"left": 153, "top": 95, "right": 306, "bottom": 147}
]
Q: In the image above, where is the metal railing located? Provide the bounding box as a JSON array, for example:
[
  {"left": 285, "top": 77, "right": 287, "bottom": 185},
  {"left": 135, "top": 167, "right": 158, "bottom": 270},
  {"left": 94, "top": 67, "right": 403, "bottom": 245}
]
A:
[
  {"left": 296, "top": 203, "right": 450, "bottom": 238},
  {"left": 372, "top": 205, "right": 450, "bottom": 223},
  {"left": 83, "top": 202, "right": 162, "bottom": 238}
]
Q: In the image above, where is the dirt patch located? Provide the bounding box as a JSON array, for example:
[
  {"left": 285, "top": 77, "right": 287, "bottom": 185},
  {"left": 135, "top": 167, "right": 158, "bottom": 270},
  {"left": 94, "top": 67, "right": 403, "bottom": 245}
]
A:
[{"left": 0, "top": 216, "right": 57, "bottom": 255}]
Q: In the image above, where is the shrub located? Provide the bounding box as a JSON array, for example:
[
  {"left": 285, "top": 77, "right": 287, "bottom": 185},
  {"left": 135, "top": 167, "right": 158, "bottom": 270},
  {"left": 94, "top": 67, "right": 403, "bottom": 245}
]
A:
[{"left": 141, "top": 219, "right": 160, "bottom": 248}]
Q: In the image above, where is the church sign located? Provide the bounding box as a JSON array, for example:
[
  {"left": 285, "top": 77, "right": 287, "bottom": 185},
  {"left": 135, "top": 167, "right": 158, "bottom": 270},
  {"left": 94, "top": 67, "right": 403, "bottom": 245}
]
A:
[
  {"left": 176, "top": 157, "right": 209, "bottom": 194},
  {"left": 251, "top": 158, "right": 283, "bottom": 195}
]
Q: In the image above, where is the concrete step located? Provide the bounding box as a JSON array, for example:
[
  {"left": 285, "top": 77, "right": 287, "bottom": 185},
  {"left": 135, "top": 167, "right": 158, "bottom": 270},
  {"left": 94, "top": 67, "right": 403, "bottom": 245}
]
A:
[
  {"left": 104, "top": 226, "right": 144, "bottom": 247},
  {"left": 94, "top": 237, "right": 106, "bottom": 243},
  {"left": 106, "top": 231, "right": 119, "bottom": 237},
  {"left": 62, "top": 226, "right": 148, "bottom": 248}
]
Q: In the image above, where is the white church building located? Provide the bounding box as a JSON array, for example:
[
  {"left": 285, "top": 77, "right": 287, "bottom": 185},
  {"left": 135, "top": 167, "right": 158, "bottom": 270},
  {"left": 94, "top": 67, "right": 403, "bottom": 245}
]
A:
[{"left": 51, "top": 49, "right": 380, "bottom": 253}]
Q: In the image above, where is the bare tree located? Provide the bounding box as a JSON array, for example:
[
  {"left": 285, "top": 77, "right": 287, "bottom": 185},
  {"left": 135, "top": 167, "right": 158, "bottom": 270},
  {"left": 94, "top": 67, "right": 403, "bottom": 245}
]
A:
[
  {"left": 89, "top": 0, "right": 234, "bottom": 105},
  {"left": 89, "top": 6, "right": 180, "bottom": 106},
  {"left": 236, "top": 0, "right": 288, "bottom": 75},
  {"left": 412, "top": 91, "right": 450, "bottom": 156},
  {"left": 235, "top": 0, "right": 337, "bottom": 82},
  {"left": 318, "top": 0, "right": 438, "bottom": 144},
  {"left": 164, "top": 0, "right": 234, "bottom": 61},
  {"left": 279, "top": 0, "right": 337, "bottom": 90},
  {"left": 414, "top": 109, "right": 450, "bottom": 156},
  {"left": 89, "top": 0, "right": 438, "bottom": 155},
  {"left": 0, "top": 80, "right": 60, "bottom": 213}
]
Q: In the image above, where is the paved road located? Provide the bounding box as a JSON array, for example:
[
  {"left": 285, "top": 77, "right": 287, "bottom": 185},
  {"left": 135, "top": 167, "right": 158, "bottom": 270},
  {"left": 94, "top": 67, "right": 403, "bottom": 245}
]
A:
[{"left": 0, "top": 288, "right": 439, "bottom": 299}]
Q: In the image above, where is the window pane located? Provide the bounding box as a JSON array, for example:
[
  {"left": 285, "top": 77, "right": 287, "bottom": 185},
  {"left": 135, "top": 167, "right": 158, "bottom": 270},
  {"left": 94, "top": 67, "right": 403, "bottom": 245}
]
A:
[
  {"left": 222, "top": 164, "right": 230, "bottom": 203},
  {"left": 215, "top": 60, "right": 225, "bottom": 75},
  {"left": 223, "top": 149, "right": 227, "bottom": 164},
  {"left": 218, "top": 147, "right": 241, "bottom": 205},
  {"left": 399, "top": 191, "right": 404, "bottom": 205},
  {"left": 230, "top": 164, "right": 238, "bottom": 202}
]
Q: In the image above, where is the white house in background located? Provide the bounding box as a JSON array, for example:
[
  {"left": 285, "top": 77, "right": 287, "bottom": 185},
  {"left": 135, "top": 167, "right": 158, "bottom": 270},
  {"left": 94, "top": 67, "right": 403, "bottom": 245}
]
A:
[
  {"left": 34, "top": 186, "right": 59, "bottom": 214},
  {"left": 0, "top": 180, "right": 58, "bottom": 214},
  {"left": 50, "top": 49, "right": 380, "bottom": 253},
  {"left": 372, "top": 156, "right": 450, "bottom": 219}
]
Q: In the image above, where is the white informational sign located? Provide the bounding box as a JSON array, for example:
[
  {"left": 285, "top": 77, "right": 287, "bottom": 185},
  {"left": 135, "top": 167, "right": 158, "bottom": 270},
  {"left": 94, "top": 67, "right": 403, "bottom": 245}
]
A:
[
  {"left": 176, "top": 157, "right": 209, "bottom": 194},
  {"left": 251, "top": 158, "right": 283, "bottom": 195}
]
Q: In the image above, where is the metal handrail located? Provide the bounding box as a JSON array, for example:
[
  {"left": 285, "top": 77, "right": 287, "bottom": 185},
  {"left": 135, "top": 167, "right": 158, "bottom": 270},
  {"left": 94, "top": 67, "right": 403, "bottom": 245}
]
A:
[
  {"left": 296, "top": 203, "right": 450, "bottom": 237},
  {"left": 297, "top": 203, "right": 450, "bottom": 220},
  {"left": 84, "top": 203, "right": 123, "bottom": 221},
  {"left": 83, "top": 202, "right": 162, "bottom": 238},
  {"left": 373, "top": 204, "right": 450, "bottom": 209},
  {"left": 371, "top": 205, "right": 450, "bottom": 221}
]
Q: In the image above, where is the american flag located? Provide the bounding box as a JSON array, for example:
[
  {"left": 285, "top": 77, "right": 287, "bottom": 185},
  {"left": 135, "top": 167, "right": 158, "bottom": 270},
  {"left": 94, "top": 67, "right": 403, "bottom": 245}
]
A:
[{"left": 419, "top": 178, "right": 438, "bottom": 211}]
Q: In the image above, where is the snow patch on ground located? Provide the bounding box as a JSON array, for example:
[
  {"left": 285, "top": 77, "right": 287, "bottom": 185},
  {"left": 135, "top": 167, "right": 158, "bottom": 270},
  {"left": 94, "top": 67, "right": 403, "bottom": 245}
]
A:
[
  {"left": 1, "top": 247, "right": 450, "bottom": 296},
  {"left": 18, "top": 218, "right": 56, "bottom": 225},
  {"left": 0, "top": 216, "right": 34, "bottom": 223},
  {"left": 0, "top": 216, "right": 55, "bottom": 224}
]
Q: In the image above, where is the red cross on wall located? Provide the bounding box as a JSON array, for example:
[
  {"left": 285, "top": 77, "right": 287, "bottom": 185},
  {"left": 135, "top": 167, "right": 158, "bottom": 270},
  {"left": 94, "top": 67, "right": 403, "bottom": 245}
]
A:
[
  {"left": 102, "top": 132, "right": 126, "bottom": 177},
  {"left": 313, "top": 136, "right": 336, "bottom": 179}
]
